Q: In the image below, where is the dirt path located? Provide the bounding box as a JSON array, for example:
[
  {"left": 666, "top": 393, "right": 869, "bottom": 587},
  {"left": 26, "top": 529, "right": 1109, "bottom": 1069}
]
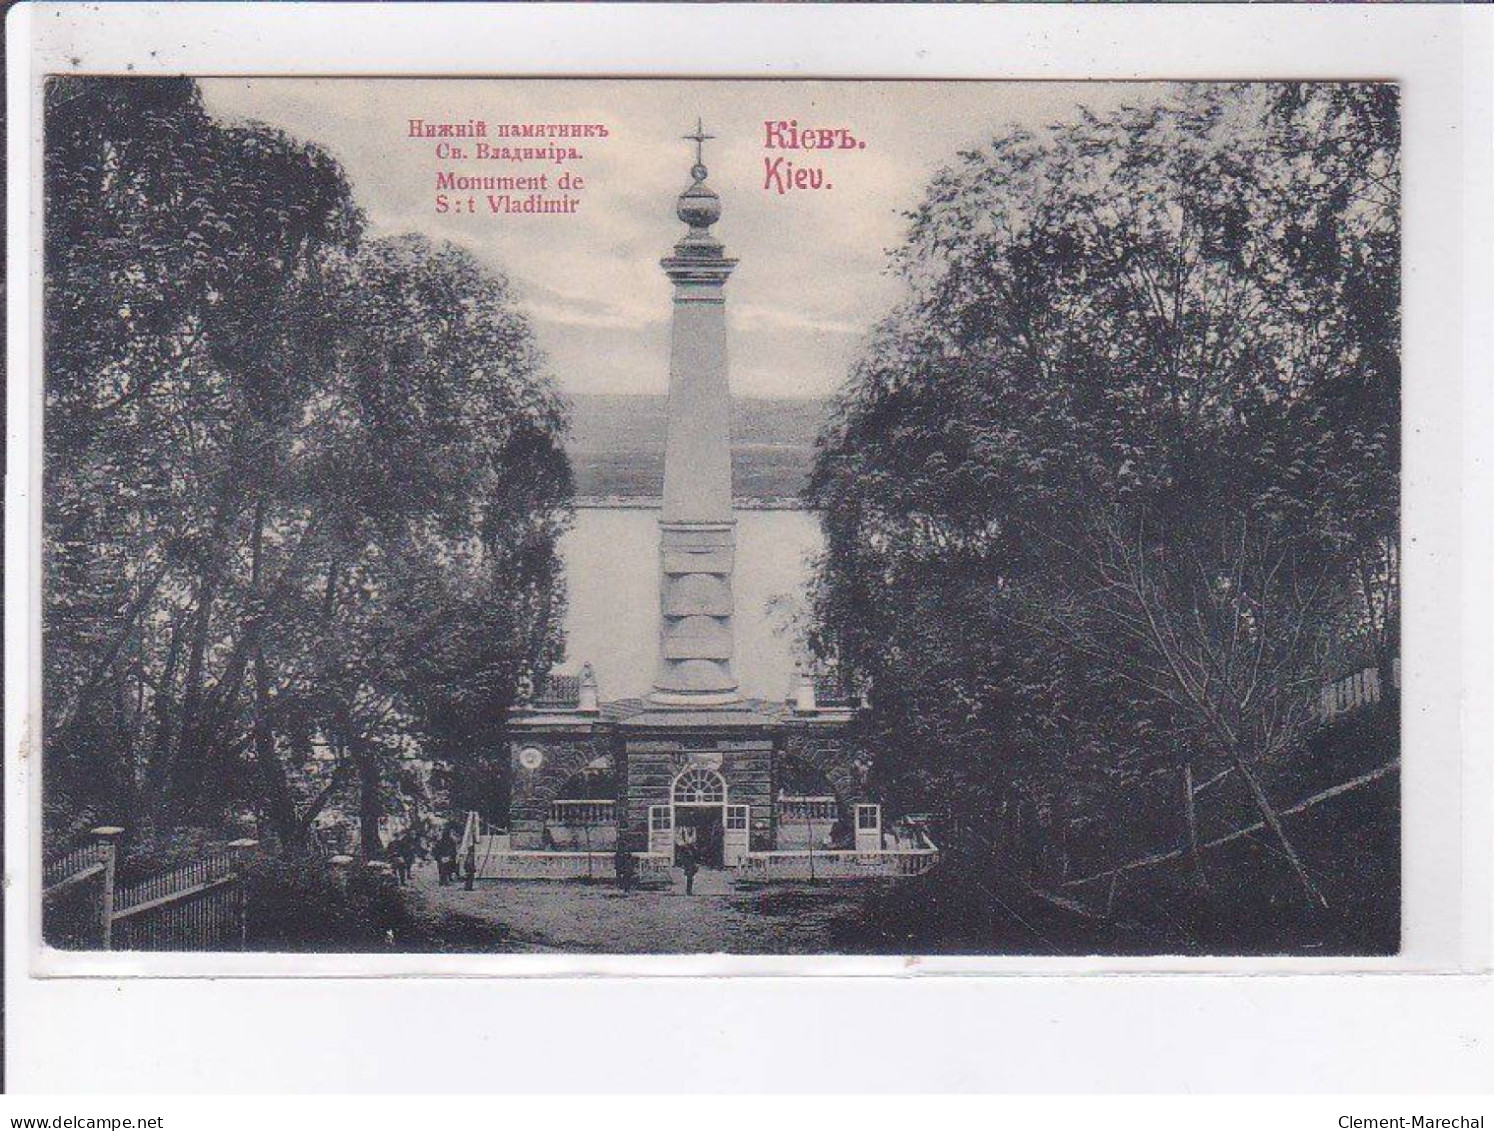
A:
[{"left": 406, "top": 860, "right": 877, "bottom": 954}]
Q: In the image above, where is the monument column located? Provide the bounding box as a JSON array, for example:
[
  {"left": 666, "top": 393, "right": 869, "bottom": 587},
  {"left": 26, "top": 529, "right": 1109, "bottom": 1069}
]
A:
[{"left": 651, "top": 121, "right": 741, "bottom": 705}]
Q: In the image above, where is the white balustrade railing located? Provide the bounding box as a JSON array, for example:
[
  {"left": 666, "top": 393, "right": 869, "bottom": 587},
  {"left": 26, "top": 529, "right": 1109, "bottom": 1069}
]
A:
[
  {"left": 737, "top": 847, "right": 939, "bottom": 880},
  {"left": 471, "top": 848, "right": 671, "bottom": 882},
  {"left": 548, "top": 799, "right": 616, "bottom": 826},
  {"left": 457, "top": 810, "right": 480, "bottom": 864},
  {"left": 776, "top": 796, "right": 839, "bottom": 822},
  {"left": 738, "top": 828, "right": 940, "bottom": 880}
]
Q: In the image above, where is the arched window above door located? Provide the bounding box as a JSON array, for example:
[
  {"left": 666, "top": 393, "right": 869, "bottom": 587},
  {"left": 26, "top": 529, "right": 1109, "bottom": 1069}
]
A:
[{"left": 672, "top": 766, "right": 726, "bottom": 805}]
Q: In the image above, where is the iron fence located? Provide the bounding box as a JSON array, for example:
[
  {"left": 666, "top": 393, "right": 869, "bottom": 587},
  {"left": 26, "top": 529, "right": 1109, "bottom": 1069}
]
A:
[{"left": 42, "top": 833, "right": 258, "bottom": 951}]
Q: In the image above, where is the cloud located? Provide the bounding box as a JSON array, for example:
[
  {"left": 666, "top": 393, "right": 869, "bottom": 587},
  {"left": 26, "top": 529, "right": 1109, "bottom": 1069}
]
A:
[
  {"left": 731, "top": 303, "right": 864, "bottom": 338},
  {"left": 200, "top": 78, "right": 1161, "bottom": 398}
]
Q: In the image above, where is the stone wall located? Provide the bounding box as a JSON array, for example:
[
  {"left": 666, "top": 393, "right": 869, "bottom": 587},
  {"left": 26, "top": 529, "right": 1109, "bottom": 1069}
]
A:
[
  {"left": 505, "top": 712, "right": 870, "bottom": 854},
  {"left": 621, "top": 735, "right": 775, "bottom": 851},
  {"left": 508, "top": 729, "right": 614, "bottom": 849},
  {"left": 543, "top": 821, "right": 619, "bottom": 851},
  {"left": 776, "top": 818, "right": 837, "bottom": 850}
]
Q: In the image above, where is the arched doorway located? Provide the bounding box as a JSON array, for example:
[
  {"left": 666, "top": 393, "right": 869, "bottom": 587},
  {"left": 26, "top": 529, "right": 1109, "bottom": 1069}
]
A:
[
  {"left": 671, "top": 766, "right": 727, "bottom": 868},
  {"left": 775, "top": 752, "right": 853, "bottom": 850},
  {"left": 544, "top": 757, "right": 618, "bottom": 850}
]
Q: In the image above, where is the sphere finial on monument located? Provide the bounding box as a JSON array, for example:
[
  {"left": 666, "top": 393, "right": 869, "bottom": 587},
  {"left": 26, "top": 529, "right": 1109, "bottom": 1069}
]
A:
[{"left": 675, "top": 118, "right": 722, "bottom": 238}]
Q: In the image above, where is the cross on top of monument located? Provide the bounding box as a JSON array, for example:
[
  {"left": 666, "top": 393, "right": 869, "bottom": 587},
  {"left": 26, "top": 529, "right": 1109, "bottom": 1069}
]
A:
[{"left": 684, "top": 117, "right": 714, "bottom": 182}]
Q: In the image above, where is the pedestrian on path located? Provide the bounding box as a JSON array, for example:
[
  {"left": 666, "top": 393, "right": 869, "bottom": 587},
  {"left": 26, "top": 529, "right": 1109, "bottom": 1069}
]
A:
[
  {"left": 396, "top": 831, "right": 418, "bottom": 885},
  {"left": 386, "top": 832, "right": 411, "bottom": 886},
  {"left": 680, "top": 843, "right": 699, "bottom": 896},
  {"left": 435, "top": 826, "right": 458, "bottom": 886}
]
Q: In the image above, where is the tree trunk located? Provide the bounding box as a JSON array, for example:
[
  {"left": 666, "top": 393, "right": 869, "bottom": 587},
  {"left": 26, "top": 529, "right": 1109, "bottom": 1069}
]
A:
[
  {"left": 294, "top": 759, "right": 353, "bottom": 843},
  {"left": 1233, "top": 754, "right": 1327, "bottom": 909},
  {"left": 253, "top": 651, "right": 299, "bottom": 856},
  {"left": 158, "top": 574, "right": 218, "bottom": 822},
  {"left": 152, "top": 497, "right": 242, "bottom": 821},
  {"left": 47, "top": 562, "right": 170, "bottom": 748},
  {"left": 1376, "top": 615, "right": 1399, "bottom": 708},
  {"left": 1359, "top": 543, "right": 1399, "bottom": 705},
  {"left": 354, "top": 734, "right": 384, "bottom": 861},
  {"left": 110, "top": 657, "right": 142, "bottom": 827},
  {"left": 245, "top": 496, "right": 299, "bottom": 856},
  {"left": 1181, "top": 762, "right": 1209, "bottom": 893},
  {"left": 137, "top": 614, "right": 186, "bottom": 842}
]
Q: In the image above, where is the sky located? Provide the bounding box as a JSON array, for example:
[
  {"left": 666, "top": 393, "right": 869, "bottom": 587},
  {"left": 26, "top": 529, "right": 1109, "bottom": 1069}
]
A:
[{"left": 200, "top": 79, "right": 1162, "bottom": 400}]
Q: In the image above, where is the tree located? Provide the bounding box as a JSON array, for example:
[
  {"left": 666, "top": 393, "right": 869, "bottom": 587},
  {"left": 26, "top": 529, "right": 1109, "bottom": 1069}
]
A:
[
  {"left": 43, "top": 79, "right": 572, "bottom": 865},
  {"left": 808, "top": 83, "right": 1399, "bottom": 910},
  {"left": 253, "top": 235, "right": 571, "bottom": 857},
  {"left": 44, "top": 76, "right": 362, "bottom": 835}
]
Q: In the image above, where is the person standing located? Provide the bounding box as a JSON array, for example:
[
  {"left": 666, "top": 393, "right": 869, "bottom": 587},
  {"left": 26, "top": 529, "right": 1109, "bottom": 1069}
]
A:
[
  {"left": 434, "top": 826, "right": 458, "bottom": 886},
  {"left": 396, "top": 831, "right": 418, "bottom": 885},
  {"left": 386, "top": 832, "right": 410, "bottom": 886},
  {"left": 680, "top": 841, "right": 699, "bottom": 896},
  {"left": 463, "top": 837, "right": 477, "bottom": 891}
]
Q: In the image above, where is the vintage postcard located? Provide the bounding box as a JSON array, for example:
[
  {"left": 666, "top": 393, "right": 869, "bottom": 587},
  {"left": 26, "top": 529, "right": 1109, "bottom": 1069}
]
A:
[{"left": 36, "top": 75, "right": 1401, "bottom": 960}]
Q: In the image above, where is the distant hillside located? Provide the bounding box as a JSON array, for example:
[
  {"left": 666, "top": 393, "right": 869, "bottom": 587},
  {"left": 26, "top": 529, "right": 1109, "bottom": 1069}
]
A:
[{"left": 565, "top": 394, "right": 831, "bottom": 504}]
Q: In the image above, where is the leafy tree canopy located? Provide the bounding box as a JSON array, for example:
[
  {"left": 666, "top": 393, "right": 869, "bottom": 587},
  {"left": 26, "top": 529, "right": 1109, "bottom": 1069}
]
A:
[
  {"left": 808, "top": 84, "right": 1399, "bottom": 900},
  {"left": 44, "top": 78, "right": 572, "bottom": 859}
]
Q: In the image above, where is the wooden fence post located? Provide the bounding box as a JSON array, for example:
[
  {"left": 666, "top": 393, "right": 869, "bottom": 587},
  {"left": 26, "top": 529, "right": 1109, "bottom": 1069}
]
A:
[
  {"left": 227, "top": 838, "right": 259, "bottom": 949},
  {"left": 90, "top": 826, "right": 125, "bottom": 950}
]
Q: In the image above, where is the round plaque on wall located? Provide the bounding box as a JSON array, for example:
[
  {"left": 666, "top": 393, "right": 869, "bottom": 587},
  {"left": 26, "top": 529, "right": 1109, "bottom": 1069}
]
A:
[{"left": 518, "top": 746, "right": 545, "bottom": 771}]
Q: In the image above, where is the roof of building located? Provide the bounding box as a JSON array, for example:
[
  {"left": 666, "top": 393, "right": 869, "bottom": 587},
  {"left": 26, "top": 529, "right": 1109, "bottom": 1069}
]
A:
[
  {"left": 511, "top": 692, "right": 858, "bottom": 732},
  {"left": 603, "top": 697, "right": 790, "bottom": 729}
]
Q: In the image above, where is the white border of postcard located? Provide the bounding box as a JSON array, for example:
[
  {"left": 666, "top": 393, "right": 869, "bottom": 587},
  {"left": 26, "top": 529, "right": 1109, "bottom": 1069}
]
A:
[{"left": 6, "top": 0, "right": 1493, "bottom": 1092}]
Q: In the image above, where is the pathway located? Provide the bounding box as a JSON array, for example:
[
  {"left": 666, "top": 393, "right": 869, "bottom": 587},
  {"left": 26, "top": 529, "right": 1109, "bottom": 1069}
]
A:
[{"left": 407, "top": 860, "right": 875, "bottom": 954}]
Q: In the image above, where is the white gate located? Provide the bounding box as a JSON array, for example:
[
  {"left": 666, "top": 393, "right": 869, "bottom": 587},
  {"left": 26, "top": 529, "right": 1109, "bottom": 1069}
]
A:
[
  {"left": 649, "top": 805, "right": 674, "bottom": 861},
  {"left": 724, "top": 805, "right": 750, "bottom": 867},
  {"left": 855, "top": 804, "right": 883, "bottom": 853}
]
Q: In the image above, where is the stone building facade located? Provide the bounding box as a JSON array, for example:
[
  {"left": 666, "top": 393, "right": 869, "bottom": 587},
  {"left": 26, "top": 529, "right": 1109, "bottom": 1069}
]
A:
[{"left": 507, "top": 675, "right": 870, "bottom": 860}]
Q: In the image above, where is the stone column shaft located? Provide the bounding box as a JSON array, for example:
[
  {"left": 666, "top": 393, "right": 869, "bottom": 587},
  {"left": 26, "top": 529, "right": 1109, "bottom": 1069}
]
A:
[{"left": 651, "top": 141, "right": 741, "bottom": 705}]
